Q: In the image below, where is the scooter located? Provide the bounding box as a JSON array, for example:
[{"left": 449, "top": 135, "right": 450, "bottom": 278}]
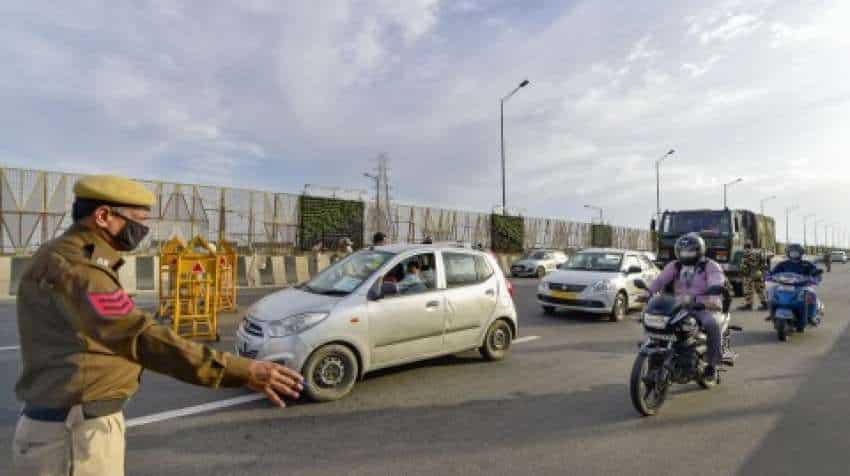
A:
[{"left": 766, "top": 269, "right": 824, "bottom": 342}]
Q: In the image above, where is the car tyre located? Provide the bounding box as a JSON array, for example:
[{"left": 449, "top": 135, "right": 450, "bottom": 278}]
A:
[
  {"left": 480, "top": 319, "right": 513, "bottom": 361},
  {"left": 302, "top": 344, "right": 359, "bottom": 402},
  {"left": 542, "top": 305, "right": 556, "bottom": 316},
  {"left": 610, "top": 292, "right": 627, "bottom": 322}
]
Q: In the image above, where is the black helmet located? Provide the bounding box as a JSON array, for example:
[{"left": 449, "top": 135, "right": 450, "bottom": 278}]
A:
[
  {"left": 675, "top": 232, "right": 706, "bottom": 266},
  {"left": 786, "top": 243, "right": 804, "bottom": 261}
]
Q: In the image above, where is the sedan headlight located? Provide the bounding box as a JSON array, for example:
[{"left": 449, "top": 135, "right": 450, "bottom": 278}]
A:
[
  {"left": 643, "top": 313, "right": 669, "bottom": 330},
  {"left": 267, "top": 312, "right": 329, "bottom": 338},
  {"left": 590, "top": 280, "right": 615, "bottom": 293}
]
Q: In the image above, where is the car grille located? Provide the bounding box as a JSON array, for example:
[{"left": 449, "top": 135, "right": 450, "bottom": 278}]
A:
[
  {"left": 538, "top": 294, "right": 605, "bottom": 308},
  {"left": 243, "top": 318, "right": 264, "bottom": 337},
  {"left": 548, "top": 283, "right": 586, "bottom": 293}
]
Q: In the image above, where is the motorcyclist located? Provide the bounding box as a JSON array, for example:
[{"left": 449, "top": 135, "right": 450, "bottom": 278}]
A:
[
  {"left": 769, "top": 243, "right": 822, "bottom": 325},
  {"left": 643, "top": 232, "right": 727, "bottom": 380}
]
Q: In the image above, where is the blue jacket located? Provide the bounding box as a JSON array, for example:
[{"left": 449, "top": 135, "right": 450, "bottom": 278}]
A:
[{"left": 771, "top": 259, "right": 819, "bottom": 277}]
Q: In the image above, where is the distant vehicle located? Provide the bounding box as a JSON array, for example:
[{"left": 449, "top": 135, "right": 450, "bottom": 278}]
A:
[
  {"left": 536, "top": 248, "right": 660, "bottom": 322},
  {"left": 652, "top": 209, "right": 776, "bottom": 296},
  {"left": 511, "top": 249, "right": 568, "bottom": 278},
  {"left": 236, "top": 243, "right": 518, "bottom": 402},
  {"left": 830, "top": 250, "right": 847, "bottom": 263}
]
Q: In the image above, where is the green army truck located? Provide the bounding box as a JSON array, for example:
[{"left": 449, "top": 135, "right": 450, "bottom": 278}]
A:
[{"left": 651, "top": 209, "right": 776, "bottom": 296}]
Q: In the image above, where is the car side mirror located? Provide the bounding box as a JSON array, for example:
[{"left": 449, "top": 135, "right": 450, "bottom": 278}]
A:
[
  {"left": 633, "top": 279, "right": 648, "bottom": 290},
  {"left": 627, "top": 265, "right": 642, "bottom": 275},
  {"left": 381, "top": 282, "right": 399, "bottom": 297}
]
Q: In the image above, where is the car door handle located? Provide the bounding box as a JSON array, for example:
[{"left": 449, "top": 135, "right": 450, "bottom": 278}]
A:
[
  {"left": 426, "top": 300, "right": 440, "bottom": 309},
  {"left": 485, "top": 289, "right": 495, "bottom": 296}
]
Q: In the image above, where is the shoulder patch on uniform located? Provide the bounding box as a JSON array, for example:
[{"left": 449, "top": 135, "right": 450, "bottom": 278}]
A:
[{"left": 87, "top": 289, "right": 135, "bottom": 318}]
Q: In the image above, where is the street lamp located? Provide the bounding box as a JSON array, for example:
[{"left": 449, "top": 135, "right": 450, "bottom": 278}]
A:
[
  {"left": 759, "top": 195, "right": 777, "bottom": 216},
  {"left": 584, "top": 204, "right": 604, "bottom": 223},
  {"left": 655, "top": 149, "right": 675, "bottom": 222},
  {"left": 784, "top": 205, "right": 799, "bottom": 244},
  {"left": 814, "top": 219, "right": 825, "bottom": 250},
  {"left": 802, "top": 213, "right": 815, "bottom": 249},
  {"left": 500, "top": 79, "right": 530, "bottom": 215},
  {"left": 722, "top": 178, "right": 743, "bottom": 208}
]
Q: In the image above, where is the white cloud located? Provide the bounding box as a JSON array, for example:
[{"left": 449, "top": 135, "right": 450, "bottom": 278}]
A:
[
  {"left": 681, "top": 55, "right": 723, "bottom": 78},
  {"left": 698, "top": 14, "right": 762, "bottom": 44},
  {"left": 627, "top": 35, "right": 660, "bottom": 62}
]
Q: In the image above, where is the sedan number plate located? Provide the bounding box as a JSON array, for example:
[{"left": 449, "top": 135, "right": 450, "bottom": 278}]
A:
[{"left": 551, "top": 291, "right": 578, "bottom": 300}]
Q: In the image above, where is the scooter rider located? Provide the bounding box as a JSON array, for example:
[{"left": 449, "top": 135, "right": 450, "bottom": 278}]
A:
[
  {"left": 643, "top": 232, "right": 727, "bottom": 380},
  {"left": 769, "top": 243, "right": 822, "bottom": 325}
]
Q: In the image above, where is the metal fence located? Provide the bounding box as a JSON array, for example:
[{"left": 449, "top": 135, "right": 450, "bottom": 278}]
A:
[{"left": 0, "top": 166, "right": 651, "bottom": 255}]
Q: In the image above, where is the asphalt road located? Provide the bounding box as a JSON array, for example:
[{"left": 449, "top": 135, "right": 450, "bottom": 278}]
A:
[{"left": 2, "top": 269, "right": 850, "bottom": 475}]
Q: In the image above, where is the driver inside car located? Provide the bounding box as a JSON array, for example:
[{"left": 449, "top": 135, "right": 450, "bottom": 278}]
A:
[{"left": 643, "top": 232, "right": 728, "bottom": 380}]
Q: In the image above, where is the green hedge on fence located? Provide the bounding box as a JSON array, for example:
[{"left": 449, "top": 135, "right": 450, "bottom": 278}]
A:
[
  {"left": 299, "top": 196, "right": 364, "bottom": 251},
  {"left": 491, "top": 214, "right": 524, "bottom": 253}
]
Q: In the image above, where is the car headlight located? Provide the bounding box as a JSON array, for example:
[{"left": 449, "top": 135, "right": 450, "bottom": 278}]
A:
[
  {"left": 590, "top": 280, "right": 615, "bottom": 293},
  {"left": 643, "top": 313, "right": 669, "bottom": 330},
  {"left": 267, "top": 312, "right": 329, "bottom": 338}
]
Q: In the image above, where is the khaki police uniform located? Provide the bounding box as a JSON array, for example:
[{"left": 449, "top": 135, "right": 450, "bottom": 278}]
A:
[
  {"left": 740, "top": 248, "right": 767, "bottom": 308},
  {"left": 12, "top": 176, "right": 253, "bottom": 476}
]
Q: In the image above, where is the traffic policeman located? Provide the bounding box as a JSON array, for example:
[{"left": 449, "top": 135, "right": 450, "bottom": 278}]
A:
[{"left": 12, "top": 175, "right": 303, "bottom": 476}]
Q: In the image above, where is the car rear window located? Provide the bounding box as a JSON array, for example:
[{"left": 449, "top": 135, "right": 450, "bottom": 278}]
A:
[{"left": 444, "top": 252, "right": 492, "bottom": 287}]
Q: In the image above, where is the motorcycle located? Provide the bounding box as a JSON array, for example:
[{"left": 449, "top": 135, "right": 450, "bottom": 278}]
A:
[
  {"left": 629, "top": 280, "right": 741, "bottom": 417},
  {"left": 766, "top": 270, "right": 824, "bottom": 342}
]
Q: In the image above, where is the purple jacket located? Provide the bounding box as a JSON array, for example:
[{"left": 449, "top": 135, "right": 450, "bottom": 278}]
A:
[{"left": 648, "top": 258, "right": 726, "bottom": 308}]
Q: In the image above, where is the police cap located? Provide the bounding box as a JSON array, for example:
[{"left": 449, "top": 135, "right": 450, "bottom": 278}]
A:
[{"left": 73, "top": 175, "right": 155, "bottom": 209}]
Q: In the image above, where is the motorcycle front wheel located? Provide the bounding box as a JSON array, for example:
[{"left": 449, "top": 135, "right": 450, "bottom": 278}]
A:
[
  {"left": 775, "top": 320, "right": 788, "bottom": 342},
  {"left": 630, "top": 353, "right": 668, "bottom": 417}
]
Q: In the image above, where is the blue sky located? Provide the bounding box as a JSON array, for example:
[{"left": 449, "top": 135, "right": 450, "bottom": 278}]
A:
[{"left": 1, "top": 0, "right": 849, "bottom": 242}]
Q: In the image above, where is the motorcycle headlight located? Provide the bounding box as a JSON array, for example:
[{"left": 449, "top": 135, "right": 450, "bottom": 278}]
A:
[
  {"left": 643, "top": 313, "right": 669, "bottom": 330},
  {"left": 267, "top": 312, "right": 329, "bottom": 338},
  {"left": 591, "top": 280, "right": 615, "bottom": 293}
]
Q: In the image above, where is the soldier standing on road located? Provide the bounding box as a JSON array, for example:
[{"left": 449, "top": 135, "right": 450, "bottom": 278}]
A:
[
  {"left": 824, "top": 249, "right": 832, "bottom": 272},
  {"left": 12, "top": 175, "right": 303, "bottom": 476},
  {"left": 738, "top": 241, "right": 768, "bottom": 311}
]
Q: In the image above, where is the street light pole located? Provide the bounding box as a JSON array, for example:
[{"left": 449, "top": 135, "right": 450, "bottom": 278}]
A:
[
  {"left": 784, "top": 205, "right": 799, "bottom": 244},
  {"left": 722, "top": 178, "right": 743, "bottom": 208},
  {"left": 500, "top": 79, "right": 530, "bottom": 215},
  {"left": 760, "top": 195, "right": 777, "bottom": 216},
  {"left": 814, "top": 219, "right": 825, "bottom": 251},
  {"left": 584, "top": 204, "right": 603, "bottom": 224},
  {"left": 802, "top": 213, "right": 815, "bottom": 250},
  {"left": 656, "top": 149, "right": 675, "bottom": 223}
]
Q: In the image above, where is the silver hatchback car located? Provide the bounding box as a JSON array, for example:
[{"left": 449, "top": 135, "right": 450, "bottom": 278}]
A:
[{"left": 236, "top": 243, "right": 518, "bottom": 401}]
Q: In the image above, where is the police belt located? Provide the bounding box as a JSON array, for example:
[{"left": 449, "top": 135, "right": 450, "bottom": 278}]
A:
[{"left": 23, "top": 399, "right": 126, "bottom": 422}]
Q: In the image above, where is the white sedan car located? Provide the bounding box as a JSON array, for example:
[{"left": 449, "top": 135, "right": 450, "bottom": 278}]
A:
[{"left": 537, "top": 248, "right": 660, "bottom": 321}]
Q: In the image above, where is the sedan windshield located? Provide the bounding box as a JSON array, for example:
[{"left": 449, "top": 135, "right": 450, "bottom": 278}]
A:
[
  {"left": 564, "top": 253, "right": 623, "bottom": 272},
  {"left": 525, "top": 251, "right": 547, "bottom": 260},
  {"left": 303, "top": 250, "right": 395, "bottom": 295}
]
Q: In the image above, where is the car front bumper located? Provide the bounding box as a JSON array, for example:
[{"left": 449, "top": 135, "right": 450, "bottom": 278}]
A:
[
  {"left": 235, "top": 327, "right": 313, "bottom": 372},
  {"left": 536, "top": 289, "right": 616, "bottom": 314}
]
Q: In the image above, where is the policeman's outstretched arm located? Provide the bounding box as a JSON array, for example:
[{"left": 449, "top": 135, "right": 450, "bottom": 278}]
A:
[{"left": 57, "top": 261, "right": 303, "bottom": 404}]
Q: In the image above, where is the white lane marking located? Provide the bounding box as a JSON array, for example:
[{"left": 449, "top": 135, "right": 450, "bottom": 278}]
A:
[
  {"left": 127, "top": 335, "right": 544, "bottom": 428},
  {"left": 514, "top": 335, "right": 540, "bottom": 344},
  {"left": 126, "top": 394, "right": 265, "bottom": 428},
  {"left": 0, "top": 345, "right": 20, "bottom": 352}
]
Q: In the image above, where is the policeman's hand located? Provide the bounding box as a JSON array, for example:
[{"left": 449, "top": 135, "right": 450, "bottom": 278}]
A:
[{"left": 246, "top": 361, "right": 304, "bottom": 407}]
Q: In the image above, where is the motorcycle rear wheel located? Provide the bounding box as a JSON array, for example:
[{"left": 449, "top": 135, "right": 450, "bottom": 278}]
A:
[{"left": 630, "top": 354, "right": 668, "bottom": 417}]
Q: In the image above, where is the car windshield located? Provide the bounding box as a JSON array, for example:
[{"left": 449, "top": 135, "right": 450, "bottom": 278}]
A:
[
  {"left": 525, "top": 251, "right": 547, "bottom": 260},
  {"left": 303, "top": 250, "right": 395, "bottom": 295},
  {"left": 662, "top": 212, "right": 731, "bottom": 236},
  {"left": 564, "top": 253, "right": 623, "bottom": 272}
]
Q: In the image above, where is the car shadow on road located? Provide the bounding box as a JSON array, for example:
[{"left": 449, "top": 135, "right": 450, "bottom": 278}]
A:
[
  {"left": 534, "top": 310, "right": 631, "bottom": 326},
  {"left": 362, "top": 354, "right": 487, "bottom": 382},
  {"left": 517, "top": 339, "right": 639, "bottom": 356}
]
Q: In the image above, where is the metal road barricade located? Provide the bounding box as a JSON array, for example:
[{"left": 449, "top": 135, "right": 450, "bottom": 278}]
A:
[
  {"left": 216, "top": 241, "right": 238, "bottom": 312},
  {"left": 158, "top": 236, "right": 220, "bottom": 341}
]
